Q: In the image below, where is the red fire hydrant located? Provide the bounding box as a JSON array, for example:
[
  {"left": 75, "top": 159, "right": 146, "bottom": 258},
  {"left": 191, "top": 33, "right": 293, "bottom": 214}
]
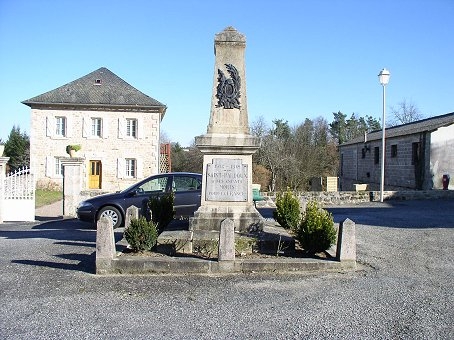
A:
[{"left": 442, "top": 174, "right": 450, "bottom": 190}]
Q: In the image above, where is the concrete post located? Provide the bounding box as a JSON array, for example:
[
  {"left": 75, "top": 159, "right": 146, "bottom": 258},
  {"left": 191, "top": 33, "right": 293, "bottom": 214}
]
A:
[
  {"left": 336, "top": 218, "right": 357, "bottom": 265},
  {"left": 96, "top": 217, "right": 116, "bottom": 274},
  {"left": 218, "top": 218, "right": 235, "bottom": 261},
  {"left": 0, "top": 157, "right": 10, "bottom": 224},
  {"left": 125, "top": 205, "right": 140, "bottom": 230},
  {"left": 61, "top": 157, "right": 85, "bottom": 217}
]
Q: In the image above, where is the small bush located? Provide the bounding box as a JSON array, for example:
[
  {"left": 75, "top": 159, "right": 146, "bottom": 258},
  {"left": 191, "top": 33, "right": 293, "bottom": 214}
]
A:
[
  {"left": 273, "top": 189, "right": 301, "bottom": 229},
  {"left": 148, "top": 193, "right": 175, "bottom": 232},
  {"left": 295, "top": 201, "right": 336, "bottom": 253},
  {"left": 66, "top": 144, "right": 81, "bottom": 154},
  {"left": 124, "top": 217, "right": 158, "bottom": 252}
]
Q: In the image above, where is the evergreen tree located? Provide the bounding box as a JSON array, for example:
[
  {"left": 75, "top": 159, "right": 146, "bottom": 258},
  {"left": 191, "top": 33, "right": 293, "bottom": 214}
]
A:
[
  {"left": 329, "top": 111, "right": 381, "bottom": 144},
  {"left": 4, "top": 126, "right": 30, "bottom": 171}
]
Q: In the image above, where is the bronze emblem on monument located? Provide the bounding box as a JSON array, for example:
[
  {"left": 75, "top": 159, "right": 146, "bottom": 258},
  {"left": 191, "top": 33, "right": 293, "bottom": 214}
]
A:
[{"left": 216, "top": 64, "right": 241, "bottom": 109}]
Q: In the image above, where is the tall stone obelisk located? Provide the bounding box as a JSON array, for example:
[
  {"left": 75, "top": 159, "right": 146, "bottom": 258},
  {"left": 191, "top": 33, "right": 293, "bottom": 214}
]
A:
[{"left": 190, "top": 27, "right": 263, "bottom": 233}]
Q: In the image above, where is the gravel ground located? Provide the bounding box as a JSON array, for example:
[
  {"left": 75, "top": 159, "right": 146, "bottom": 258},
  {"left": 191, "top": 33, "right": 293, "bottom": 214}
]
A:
[{"left": 0, "top": 199, "right": 453, "bottom": 339}]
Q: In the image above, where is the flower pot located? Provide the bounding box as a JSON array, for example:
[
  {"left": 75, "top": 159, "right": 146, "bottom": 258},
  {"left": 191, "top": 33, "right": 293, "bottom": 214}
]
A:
[{"left": 69, "top": 149, "right": 77, "bottom": 158}]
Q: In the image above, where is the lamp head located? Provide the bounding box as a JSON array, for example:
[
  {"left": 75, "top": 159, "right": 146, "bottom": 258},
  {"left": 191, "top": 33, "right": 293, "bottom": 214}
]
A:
[{"left": 378, "top": 68, "right": 390, "bottom": 85}]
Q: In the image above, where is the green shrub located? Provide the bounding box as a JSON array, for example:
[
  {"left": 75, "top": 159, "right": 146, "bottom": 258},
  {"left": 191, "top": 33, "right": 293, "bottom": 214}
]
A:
[
  {"left": 273, "top": 189, "right": 301, "bottom": 229},
  {"left": 124, "top": 217, "right": 158, "bottom": 252},
  {"left": 148, "top": 193, "right": 175, "bottom": 232},
  {"left": 295, "top": 201, "right": 336, "bottom": 253},
  {"left": 65, "top": 144, "right": 81, "bottom": 154}
]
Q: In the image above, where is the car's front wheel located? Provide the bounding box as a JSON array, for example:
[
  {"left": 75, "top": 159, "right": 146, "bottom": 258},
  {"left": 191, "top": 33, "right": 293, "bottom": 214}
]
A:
[{"left": 97, "top": 206, "right": 123, "bottom": 229}]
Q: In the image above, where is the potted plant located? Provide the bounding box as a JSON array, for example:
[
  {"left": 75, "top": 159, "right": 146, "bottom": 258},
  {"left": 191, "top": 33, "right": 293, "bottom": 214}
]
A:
[{"left": 66, "top": 144, "right": 81, "bottom": 157}]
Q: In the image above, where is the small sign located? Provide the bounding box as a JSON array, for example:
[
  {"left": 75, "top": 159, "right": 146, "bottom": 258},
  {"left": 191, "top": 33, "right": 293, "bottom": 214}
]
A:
[{"left": 205, "top": 158, "right": 248, "bottom": 201}]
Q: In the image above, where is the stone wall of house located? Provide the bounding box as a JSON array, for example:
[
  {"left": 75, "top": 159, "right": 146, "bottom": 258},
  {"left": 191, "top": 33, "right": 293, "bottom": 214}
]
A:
[
  {"left": 30, "top": 108, "right": 161, "bottom": 191},
  {"left": 340, "top": 132, "right": 433, "bottom": 191}
]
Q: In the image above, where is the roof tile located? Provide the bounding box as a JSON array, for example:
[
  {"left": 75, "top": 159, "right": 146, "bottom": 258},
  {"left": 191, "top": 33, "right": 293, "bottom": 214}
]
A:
[{"left": 22, "top": 67, "right": 166, "bottom": 110}]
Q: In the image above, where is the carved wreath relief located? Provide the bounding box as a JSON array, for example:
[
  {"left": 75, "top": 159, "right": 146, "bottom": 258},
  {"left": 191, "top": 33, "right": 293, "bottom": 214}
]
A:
[{"left": 216, "top": 64, "right": 241, "bottom": 109}]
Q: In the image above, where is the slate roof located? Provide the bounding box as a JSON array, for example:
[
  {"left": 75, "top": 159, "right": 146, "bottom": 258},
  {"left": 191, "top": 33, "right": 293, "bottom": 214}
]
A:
[
  {"left": 341, "top": 112, "right": 454, "bottom": 146},
  {"left": 22, "top": 67, "right": 166, "bottom": 113}
]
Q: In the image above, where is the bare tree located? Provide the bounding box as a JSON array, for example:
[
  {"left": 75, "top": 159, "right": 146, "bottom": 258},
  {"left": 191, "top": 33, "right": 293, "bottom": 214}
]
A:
[
  {"left": 251, "top": 116, "right": 339, "bottom": 192},
  {"left": 390, "top": 99, "right": 424, "bottom": 126}
]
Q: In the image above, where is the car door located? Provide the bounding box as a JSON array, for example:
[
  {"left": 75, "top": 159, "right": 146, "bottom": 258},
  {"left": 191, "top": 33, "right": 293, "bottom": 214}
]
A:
[
  {"left": 171, "top": 174, "right": 202, "bottom": 217},
  {"left": 125, "top": 175, "right": 170, "bottom": 215}
]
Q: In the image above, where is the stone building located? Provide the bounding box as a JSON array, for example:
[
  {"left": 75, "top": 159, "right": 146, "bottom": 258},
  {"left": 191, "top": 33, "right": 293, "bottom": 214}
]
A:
[
  {"left": 23, "top": 67, "right": 167, "bottom": 191},
  {"left": 338, "top": 112, "right": 454, "bottom": 191}
]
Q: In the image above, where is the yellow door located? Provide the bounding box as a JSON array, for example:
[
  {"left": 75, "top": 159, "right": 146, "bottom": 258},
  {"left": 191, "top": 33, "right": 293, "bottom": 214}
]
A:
[{"left": 88, "top": 160, "right": 102, "bottom": 189}]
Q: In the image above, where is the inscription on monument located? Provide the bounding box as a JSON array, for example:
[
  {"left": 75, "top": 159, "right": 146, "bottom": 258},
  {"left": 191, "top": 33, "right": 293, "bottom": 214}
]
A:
[{"left": 206, "top": 158, "right": 248, "bottom": 201}]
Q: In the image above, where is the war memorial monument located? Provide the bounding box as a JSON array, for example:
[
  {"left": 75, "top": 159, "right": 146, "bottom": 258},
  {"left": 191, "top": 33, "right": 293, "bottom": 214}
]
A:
[{"left": 189, "top": 26, "right": 264, "bottom": 234}]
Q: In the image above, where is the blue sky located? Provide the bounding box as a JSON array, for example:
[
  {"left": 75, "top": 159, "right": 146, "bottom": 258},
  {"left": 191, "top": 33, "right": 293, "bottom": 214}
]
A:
[{"left": 1, "top": 0, "right": 453, "bottom": 146}]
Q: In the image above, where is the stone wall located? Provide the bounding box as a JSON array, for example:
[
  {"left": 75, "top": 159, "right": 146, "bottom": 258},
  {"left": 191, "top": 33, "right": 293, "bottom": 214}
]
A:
[
  {"left": 30, "top": 108, "right": 161, "bottom": 192},
  {"left": 257, "top": 189, "right": 454, "bottom": 207},
  {"left": 340, "top": 132, "right": 430, "bottom": 191}
]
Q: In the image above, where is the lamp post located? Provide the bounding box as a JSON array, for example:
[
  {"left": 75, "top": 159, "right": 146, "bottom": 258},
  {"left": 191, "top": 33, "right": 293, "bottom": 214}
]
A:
[{"left": 378, "top": 68, "right": 390, "bottom": 202}]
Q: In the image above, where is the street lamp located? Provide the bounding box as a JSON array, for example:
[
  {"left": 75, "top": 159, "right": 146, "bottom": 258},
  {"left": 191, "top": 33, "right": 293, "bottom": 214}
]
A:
[{"left": 378, "top": 68, "right": 390, "bottom": 202}]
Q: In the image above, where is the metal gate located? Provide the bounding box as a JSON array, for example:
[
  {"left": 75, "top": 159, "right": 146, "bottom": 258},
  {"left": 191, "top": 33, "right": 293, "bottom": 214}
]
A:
[{"left": 2, "top": 167, "right": 35, "bottom": 221}]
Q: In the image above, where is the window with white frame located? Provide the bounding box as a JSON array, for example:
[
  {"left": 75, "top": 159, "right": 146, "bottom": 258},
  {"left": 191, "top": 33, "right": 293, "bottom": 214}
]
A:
[
  {"left": 126, "top": 119, "right": 137, "bottom": 138},
  {"left": 55, "top": 157, "right": 63, "bottom": 176},
  {"left": 91, "top": 118, "right": 102, "bottom": 137},
  {"left": 55, "top": 116, "right": 66, "bottom": 137},
  {"left": 125, "top": 158, "right": 136, "bottom": 178}
]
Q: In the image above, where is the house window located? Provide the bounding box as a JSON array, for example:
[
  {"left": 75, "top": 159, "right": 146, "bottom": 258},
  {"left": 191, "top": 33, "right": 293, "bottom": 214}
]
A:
[
  {"left": 412, "top": 142, "right": 420, "bottom": 164},
  {"left": 91, "top": 118, "right": 102, "bottom": 137},
  {"left": 125, "top": 158, "right": 136, "bottom": 178},
  {"left": 55, "top": 158, "right": 63, "bottom": 176},
  {"left": 55, "top": 116, "right": 66, "bottom": 137},
  {"left": 391, "top": 144, "right": 397, "bottom": 158},
  {"left": 361, "top": 148, "right": 366, "bottom": 159},
  {"left": 126, "top": 119, "right": 137, "bottom": 138},
  {"left": 374, "top": 147, "right": 379, "bottom": 164}
]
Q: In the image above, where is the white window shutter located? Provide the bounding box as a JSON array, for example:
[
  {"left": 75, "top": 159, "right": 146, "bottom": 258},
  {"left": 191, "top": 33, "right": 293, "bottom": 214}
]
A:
[
  {"left": 45, "top": 156, "right": 54, "bottom": 177},
  {"left": 103, "top": 118, "right": 109, "bottom": 139},
  {"left": 117, "top": 158, "right": 125, "bottom": 179},
  {"left": 136, "top": 158, "right": 143, "bottom": 179},
  {"left": 46, "top": 116, "right": 54, "bottom": 137},
  {"left": 137, "top": 118, "right": 144, "bottom": 139},
  {"left": 118, "top": 118, "right": 125, "bottom": 139},
  {"left": 82, "top": 117, "right": 89, "bottom": 138},
  {"left": 65, "top": 116, "right": 72, "bottom": 138}
]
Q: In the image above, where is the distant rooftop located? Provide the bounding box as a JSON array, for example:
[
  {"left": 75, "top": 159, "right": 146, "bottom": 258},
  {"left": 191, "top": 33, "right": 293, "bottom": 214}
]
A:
[
  {"left": 22, "top": 67, "right": 166, "bottom": 115},
  {"left": 342, "top": 112, "right": 454, "bottom": 146}
]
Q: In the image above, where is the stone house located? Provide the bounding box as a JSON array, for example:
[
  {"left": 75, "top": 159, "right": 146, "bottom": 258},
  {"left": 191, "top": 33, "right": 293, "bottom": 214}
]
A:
[
  {"left": 23, "top": 67, "right": 167, "bottom": 192},
  {"left": 338, "top": 112, "right": 454, "bottom": 191}
]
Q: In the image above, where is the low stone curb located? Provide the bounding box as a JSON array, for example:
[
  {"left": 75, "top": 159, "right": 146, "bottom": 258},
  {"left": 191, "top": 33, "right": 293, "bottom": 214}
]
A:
[
  {"left": 108, "top": 255, "right": 356, "bottom": 275},
  {"left": 96, "top": 216, "right": 357, "bottom": 275}
]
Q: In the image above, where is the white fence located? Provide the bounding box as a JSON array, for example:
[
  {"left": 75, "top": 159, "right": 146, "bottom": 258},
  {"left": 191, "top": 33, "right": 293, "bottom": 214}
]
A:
[{"left": 2, "top": 167, "right": 35, "bottom": 221}]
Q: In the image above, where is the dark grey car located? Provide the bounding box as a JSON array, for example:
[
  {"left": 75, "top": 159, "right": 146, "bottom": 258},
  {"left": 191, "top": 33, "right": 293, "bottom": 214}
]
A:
[{"left": 76, "top": 172, "right": 202, "bottom": 228}]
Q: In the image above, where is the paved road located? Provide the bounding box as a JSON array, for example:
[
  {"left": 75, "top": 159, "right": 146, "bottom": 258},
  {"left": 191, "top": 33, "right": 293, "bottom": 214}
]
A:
[{"left": 1, "top": 199, "right": 453, "bottom": 339}]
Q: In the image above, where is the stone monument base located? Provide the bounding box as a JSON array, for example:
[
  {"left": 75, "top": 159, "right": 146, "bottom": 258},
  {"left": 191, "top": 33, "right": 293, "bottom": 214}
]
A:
[{"left": 189, "top": 205, "right": 264, "bottom": 233}]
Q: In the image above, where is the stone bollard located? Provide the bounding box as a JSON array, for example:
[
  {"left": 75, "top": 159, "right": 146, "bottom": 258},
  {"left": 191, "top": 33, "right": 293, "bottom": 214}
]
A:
[
  {"left": 96, "top": 217, "right": 116, "bottom": 274},
  {"left": 218, "top": 218, "right": 235, "bottom": 271},
  {"left": 125, "top": 205, "right": 139, "bottom": 230},
  {"left": 336, "top": 218, "right": 356, "bottom": 267}
]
